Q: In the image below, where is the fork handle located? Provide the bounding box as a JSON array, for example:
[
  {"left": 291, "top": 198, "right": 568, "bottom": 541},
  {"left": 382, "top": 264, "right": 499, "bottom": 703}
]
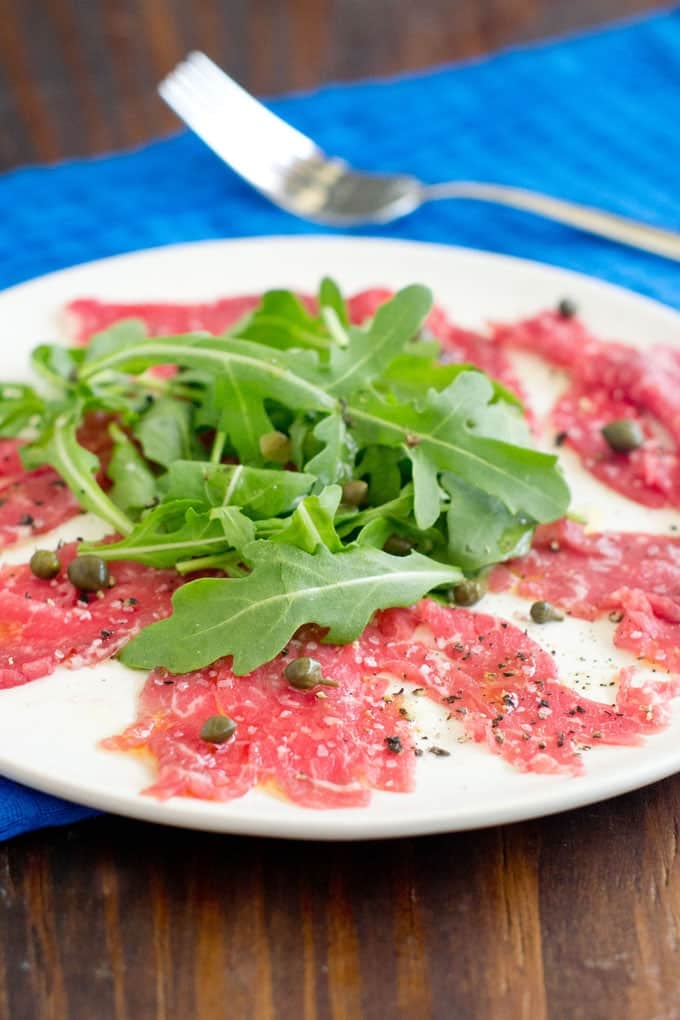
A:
[{"left": 421, "top": 181, "right": 680, "bottom": 261}]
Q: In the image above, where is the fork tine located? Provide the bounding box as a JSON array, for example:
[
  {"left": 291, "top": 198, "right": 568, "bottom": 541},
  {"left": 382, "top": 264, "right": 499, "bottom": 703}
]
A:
[
  {"left": 160, "top": 78, "right": 282, "bottom": 192},
  {"left": 159, "top": 53, "right": 319, "bottom": 193},
  {"left": 180, "top": 53, "right": 314, "bottom": 152}
]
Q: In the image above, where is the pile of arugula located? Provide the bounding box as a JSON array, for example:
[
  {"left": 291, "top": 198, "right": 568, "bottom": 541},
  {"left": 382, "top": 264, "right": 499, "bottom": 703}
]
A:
[{"left": 0, "top": 281, "right": 569, "bottom": 674}]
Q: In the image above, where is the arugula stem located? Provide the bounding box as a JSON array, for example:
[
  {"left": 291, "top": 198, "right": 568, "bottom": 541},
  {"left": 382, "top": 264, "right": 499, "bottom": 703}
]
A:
[
  {"left": 240, "top": 315, "right": 332, "bottom": 352},
  {"left": 175, "top": 552, "right": 247, "bottom": 576},
  {"left": 210, "top": 430, "right": 227, "bottom": 464},
  {"left": 80, "top": 341, "right": 337, "bottom": 412},
  {"left": 53, "top": 416, "right": 134, "bottom": 536},
  {"left": 88, "top": 534, "right": 235, "bottom": 562},
  {"left": 138, "top": 376, "right": 199, "bottom": 402},
  {"left": 320, "top": 307, "right": 349, "bottom": 348},
  {"left": 253, "top": 520, "right": 287, "bottom": 537}
]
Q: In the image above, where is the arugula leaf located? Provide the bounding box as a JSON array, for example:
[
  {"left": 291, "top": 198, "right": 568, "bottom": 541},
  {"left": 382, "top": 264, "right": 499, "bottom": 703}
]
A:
[
  {"left": 208, "top": 506, "right": 257, "bottom": 545},
  {"left": 353, "top": 517, "right": 395, "bottom": 549},
  {"left": 409, "top": 444, "right": 444, "bottom": 530},
  {"left": 269, "top": 485, "right": 343, "bottom": 553},
  {"left": 196, "top": 370, "right": 272, "bottom": 464},
  {"left": 120, "top": 542, "right": 462, "bottom": 675},
  {"left": 83, "top": 500, "right": 254, "bottom": 567},
  {"left": 318, "top": 280, "right": 351, "bottom": 348},
  {"left": 380, "top": 353, "right": 466, "bottom": 401},
  {"left": 0, "top": 281, "right": 573, "bottom": 675},
  {"left": 107, "top": 424, "right": 158, "bottom": 515},
  {"left": 441, "top": 473, "right": 534, "bottom": 570},
  {"left": 303, "top": 413, "right": 356, "bottom": 486},
  {"left": 82, "top": 319, "right": 148, "bottom": 363},
  {"left": 318, "top": 277, "right": 349, "bottom": 327},
  {"left": 22, "top": 411, "right": 133, "bottom": 535},
  {"left": 356, "top": 446, "right": 404, "bottom": 504},
  {"left": 349, "top": 492, "right": 444, "bottom": 557},
  {"left": 350, "top": 371, "right": 568, "bottom": 523},
  {"left": 234, "top": 278, "right": 350, "bottom": 356},
  {"left": 80, "top": 335, "right": 336, "bottom": 414},
  {"left": 288, "top": 414, "right": 313, "bottom": 468},
  {"left": 381, "top": 354, "right": 524, "bottom": 411},
  {"left": 336, "top": 484, "right": 415, "bottom": 539},
  {"left": 351, "top": 516, "right": 444, "bottom": 558},
  {"left": 163, "top": 461, "right": 316, "bottom": 518},
  {"left": 234, "top": 291, "right": 330, "bottom": 352},
  {"left": 31, "top": 344, "right": 82, "bottom": 390},
  {"left": 323, "top": 285, "right": 432, "bottom": 396},
  {"left": 0, "top": 383, "right": 45, "bottom": 435},
  {"left": 134, "top": 397, "right": 198, "bottom": 468}
]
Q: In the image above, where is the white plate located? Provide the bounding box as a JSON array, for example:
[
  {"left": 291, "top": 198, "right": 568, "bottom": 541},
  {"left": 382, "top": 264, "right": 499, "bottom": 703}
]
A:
[{"left": 1, "top": 236, "right": 679, "bottom": 841}]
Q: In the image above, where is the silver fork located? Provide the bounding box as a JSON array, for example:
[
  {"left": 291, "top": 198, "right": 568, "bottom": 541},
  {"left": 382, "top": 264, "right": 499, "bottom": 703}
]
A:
[{"left": 159, "top": 52, "right": 680, "bottom": 262}]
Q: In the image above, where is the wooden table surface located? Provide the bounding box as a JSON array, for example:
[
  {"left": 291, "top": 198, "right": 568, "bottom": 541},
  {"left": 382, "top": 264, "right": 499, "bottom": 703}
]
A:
[{"left": 1, "top": 2, "right": 678, "bottom": 1018}]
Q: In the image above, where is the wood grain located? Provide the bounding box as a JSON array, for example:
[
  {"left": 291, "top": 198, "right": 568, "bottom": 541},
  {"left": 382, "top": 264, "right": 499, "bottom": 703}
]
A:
[
  {"left": 0, "top": 0, "right": 663, "bottom": 169},
  {"left": 1, "top": 2, "right": 679, "bottom": 1018},
  {"left": 2, "top": 783, "right": 680, "bottom": 1020}
]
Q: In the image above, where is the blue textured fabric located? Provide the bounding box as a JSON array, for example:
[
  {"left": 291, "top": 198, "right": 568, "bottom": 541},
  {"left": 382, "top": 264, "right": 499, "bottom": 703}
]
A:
[
  {"left": 0, "top": 11, "right": 679, "bottom": 840},
  {"left": 0, "top": 778, "right": 94, "bottom": 840}
]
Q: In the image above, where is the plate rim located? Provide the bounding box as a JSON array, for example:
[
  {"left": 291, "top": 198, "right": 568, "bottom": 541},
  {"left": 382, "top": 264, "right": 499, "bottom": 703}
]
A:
[
  {"left": 3, "top": 735, "right": 680, "bottom": 841},
  {"left": 2, "top": 233, "right": 676, "bottom": 310},
  {"left": 3, "top": 234, "right": 679, "bottom": 327}
]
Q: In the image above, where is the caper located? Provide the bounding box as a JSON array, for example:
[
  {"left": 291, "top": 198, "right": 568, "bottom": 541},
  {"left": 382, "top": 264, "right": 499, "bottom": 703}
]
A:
[
  {"left": 450, "top": 578, "right": 486, "bottom": 607},
  {"left": 341, "top": 479, "right": 368, "bottom": 507},
  {"left": 67, "top": 555, "right": 110, "bottom": 592},
  {"left": 383, "top": 534, "right": 414, "bottom": 556},
  {"left": 284, "top": 657, "right": 338, "bottom": 691},
  {"left": 601, "top": 418, "right": 644, "bottom": 453},
  {"left": 530, "top": 600, "right": 564, "bottom": 624},
  {"left": 29, "top": 548, "right": 61, "bottom": 580},
  {"left": 200, "top": 714, "right": 237, "bottom": 744},
  {"left": 258, "top": 430, "right": 292, "bottom": 463},
  {"left": 557, "top": 298, "right": 578, "bottom": 318}
]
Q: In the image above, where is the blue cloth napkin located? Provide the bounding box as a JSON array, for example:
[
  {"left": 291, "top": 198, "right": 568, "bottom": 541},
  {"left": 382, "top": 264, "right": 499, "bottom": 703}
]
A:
[{"left": 1, "top": 10, "right": 679, "bottom": 840}]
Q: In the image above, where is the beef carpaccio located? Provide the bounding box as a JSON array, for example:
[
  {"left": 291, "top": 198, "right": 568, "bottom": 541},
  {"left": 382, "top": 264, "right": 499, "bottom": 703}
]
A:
[
  {"left": 492, "top": 309, "right": 680, "bottom": 508},
  {"left": 0, "top": 414, "right": 118, "bottom": 547},
  {"left": 103, "top": 600, "right": 678, "bottom": 807},
  {"left": 1, "top": 289, "right": 679, "bottom": 810},
  {"left": 0, "top": 542, "right": 184, "bottom": 689},
  {"left": 490, "top": 519, "right": 680, "bottom": 672},
  {"left": 0, "top": 438, "right": 80, "bottom": 546}
]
